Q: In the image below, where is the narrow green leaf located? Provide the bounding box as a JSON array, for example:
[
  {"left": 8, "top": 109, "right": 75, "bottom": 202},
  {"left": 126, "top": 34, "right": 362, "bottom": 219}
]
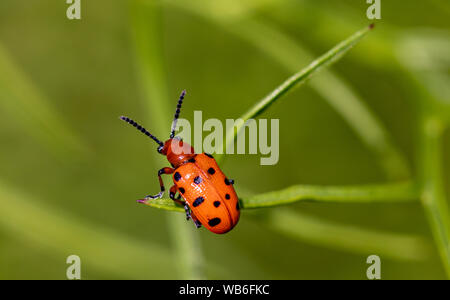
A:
[
  {"left": 217, "top": 24, "right": 374, "bottom": 158},
  {"left": 234, "top": 20, "right": 409, "bottom": 179},
  {"left": 140, "top": 191, "right": 429, "bottom": 262},
  {"left": 161, "top": 0, "right": 410, "bottom": 180},
  {"left": 139, "top": 181, "right": 418, "bottom": 211},
  {"left": 129, "top": 0, "right": 204, "bottom": 280},
  {"left": 418, "top": 117, "right": 450, "bottom": 277},
  {"left": 396, "top": 31, "right": 450, "bottom": 276},
  {"left": 239, "top": 24, "right": 374, "bottom": 119},
  {"left": 241, "top": 181, "right": 418, "bottom": 208},
  {"left": 139, "top": 197, "right": 185, "bottom": 212}
]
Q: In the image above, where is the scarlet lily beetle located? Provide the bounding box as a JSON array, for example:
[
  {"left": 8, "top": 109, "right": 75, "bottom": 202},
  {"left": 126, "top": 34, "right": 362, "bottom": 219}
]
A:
[{"left": 120, "top": 90, "right": 240, "bottom": 234}]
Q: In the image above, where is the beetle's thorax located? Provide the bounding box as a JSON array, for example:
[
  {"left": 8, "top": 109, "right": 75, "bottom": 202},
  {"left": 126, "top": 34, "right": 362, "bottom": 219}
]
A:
[{"left": 160, "top": 138, "right": 196, "bottom": 168}]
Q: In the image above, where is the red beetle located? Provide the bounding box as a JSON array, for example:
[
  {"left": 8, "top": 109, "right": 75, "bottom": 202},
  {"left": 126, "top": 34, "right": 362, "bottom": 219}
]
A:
[{"left": 120, "top": 90, "right": 240, "bottom": 234}]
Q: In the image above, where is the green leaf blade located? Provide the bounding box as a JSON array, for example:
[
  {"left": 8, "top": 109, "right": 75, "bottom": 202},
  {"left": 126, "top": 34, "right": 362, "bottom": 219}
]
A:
[
  {"left": 139, "top": 197, "right": 185, "bottom": 213},
  {"left": 218, "top": 24, "right": 374, "bottom": 159},
  {"left": 165, "top": 0, "right": 409, "bottom": 179},
  {"left": 139, "top": 181, "right": 418, "bottom": 212},
  {"left": 241, "top": 181, "right": 418, "bottom": 209},
  {"left": 129, "top": 0, "right": 204, "bottom": 280},
  {"left": 419, "top": 117, "right": 450, "bottom": 277}
]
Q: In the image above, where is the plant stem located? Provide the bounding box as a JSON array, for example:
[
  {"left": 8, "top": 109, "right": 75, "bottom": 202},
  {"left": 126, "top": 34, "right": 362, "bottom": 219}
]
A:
[
  {"left": 217, "top": 24, "right": 374, "bottom": 159},
  {"left": 139, "top": 181, "right": 418, "bottom": 211},
  {"left": 419, "top": 117, "right": 450, "bottom": 277},
  {"left": 163, "top": 0, "right": 409, "bottom": 180},
  {"left": 241, "top": 181, "right": 418, "bottom": 208},
  {"left": 129, "top": 0, "right": 204, "bottom": 279}
]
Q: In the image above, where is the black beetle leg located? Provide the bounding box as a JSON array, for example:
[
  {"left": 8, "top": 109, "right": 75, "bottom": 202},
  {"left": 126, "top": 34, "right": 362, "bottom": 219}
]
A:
[{"left": 145, "top": 167, "right": 174, "bottom": 199}]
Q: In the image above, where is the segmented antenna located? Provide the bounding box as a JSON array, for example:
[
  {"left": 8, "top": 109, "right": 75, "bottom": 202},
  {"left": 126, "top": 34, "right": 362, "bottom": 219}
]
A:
[
  {"left": 170, "top": 90, "right": 186, "bottom": 139},
  {"left": 119, "top": 116, "right": 164, "bottom": 147}
]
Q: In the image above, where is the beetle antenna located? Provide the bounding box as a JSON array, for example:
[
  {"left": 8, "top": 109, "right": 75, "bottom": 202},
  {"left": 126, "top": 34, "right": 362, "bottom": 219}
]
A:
[
  {"left": 119, "top": 116, "right": 164, "bottom": 147},
  {"left": 170, "top": 90, "right": 186, "bottom": 139}
]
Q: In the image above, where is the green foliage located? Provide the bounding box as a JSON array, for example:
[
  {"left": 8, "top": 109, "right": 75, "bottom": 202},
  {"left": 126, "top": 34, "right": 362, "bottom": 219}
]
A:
[
  {"left": 0, "top": 43, "right": 89, "bottom": 158},
  {"left": 166, "top": 0, "right": 410, "bottom": 180},
  {"left": 0, "top": 0, "right": 448, "bottom": 280},
  {"left": 129, "top": 0, "right": 204, "bottom": 279},
  {"left": 137, "top": 25, "right": 435, "bottom": 267},
  {"left": 142, "top": 181, "right": 417, "bottom": 211},
  {"left": 0, "top": 180, "right": 176, "bottom": 279},
  {"left": 217, "top": 24, "right": 374, "bottom": 162},
  {"left": 266, "top": 209, "right": 432, "bottom": 262},
  {"left": 136, "top": 12, "right": 450, "bottom": 276}
]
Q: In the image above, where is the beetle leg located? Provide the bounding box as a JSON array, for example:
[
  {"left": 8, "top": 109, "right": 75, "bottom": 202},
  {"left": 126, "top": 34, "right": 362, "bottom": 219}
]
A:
[
  {"left": 170, "top": 185, "right": 187, "bottom": 210},
  {"left": 190, "top": 211, "right": 202, "bottom": 228},
  {"left": 190, "top": 211, "right": 202, "bottom": 229},
  {"left": 181, "top": 202, "right": 200, "bottom": 227},
  {"left": 145, "top": 167, "right": 174, "bottom": 199},
  {"left": 225, "top": 178, "right": 235, "bottom": 185},
  {"left": 184, "top": 204, "right": 192, "bottom": 221},
  {"left": 181, "top": 203, "right": 202, "bottom": 228},
  {"left": 194, "top": 220, "right": 202, "bottom": 229},
  {"left": 167, "top": 184, "right": 201, "bottom": 228},
  {"left": 169, "top": 185, "right": 180, "bottom": 201},
  {"left": 168, "top": 185, "right": 193, "bottom": 221}
]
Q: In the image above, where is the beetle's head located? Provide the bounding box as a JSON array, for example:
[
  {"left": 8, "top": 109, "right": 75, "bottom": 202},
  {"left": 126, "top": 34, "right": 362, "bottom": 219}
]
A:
[{"left": 120, "top": 90, "right": 192, "bottom": 163}]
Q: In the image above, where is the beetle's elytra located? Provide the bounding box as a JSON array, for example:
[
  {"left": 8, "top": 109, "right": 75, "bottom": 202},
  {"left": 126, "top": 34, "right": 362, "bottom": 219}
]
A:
[{"left": 120, "top": 90, "right": 240, "bottom": 234}]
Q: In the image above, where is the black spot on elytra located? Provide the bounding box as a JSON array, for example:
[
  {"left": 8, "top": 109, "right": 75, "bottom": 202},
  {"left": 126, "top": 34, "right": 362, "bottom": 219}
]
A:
[
  {"left": 194, "top": 176, "right": 202, "bottom": 184},
  {"left": 208, "top": 168, "right": 215, "bottom": 175},
  {"left": 205, "top": 153, "right": 214, "bottom": 158},
  {"left": 208, "top": 218, "right": 221, "bottom": 227},
  {"left": 174, "top": 172, "right": 181, "bottom": 181},
  {"left": 193, "top": 197, "right": 204, "bottom": 207},
  {"left": 225, "top": 178, "right": 231, "bottom": 185},
  {"left": 178, "top": 187, "right": 185, "bottom": 194},
  {"left": 225, "top": 194, "right": 231, "bottom": 200},
  {"left": 187, "top": 158, "right": 196, "bottom": 163},
  {"left": 213, "top": 201, "right": 221, "bottom": 207},
  {"left": 236, "top": 202, "right": 240, "bottom": 210}
]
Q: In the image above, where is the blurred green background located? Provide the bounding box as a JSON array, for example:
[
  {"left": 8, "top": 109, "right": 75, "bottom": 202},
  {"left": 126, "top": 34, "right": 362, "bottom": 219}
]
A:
[{"left": 0, "top": 0, "right": 449, "bottom": 279}]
